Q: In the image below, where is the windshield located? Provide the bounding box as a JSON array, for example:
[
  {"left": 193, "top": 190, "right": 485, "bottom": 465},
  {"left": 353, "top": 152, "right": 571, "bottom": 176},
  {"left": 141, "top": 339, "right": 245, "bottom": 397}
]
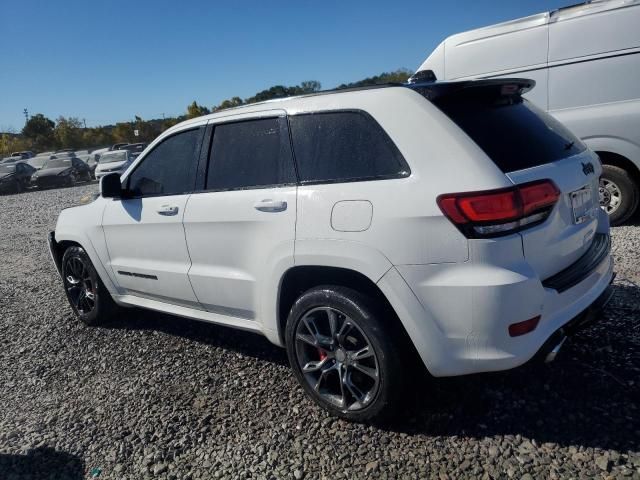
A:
[
  {"left": 100, "top": 152, "right": 127, "bottom": 163},
  {"left": 0, "top": 164, "right": 16, "bottom": 174},
  {"left": 43, "top": 158, "right": 72, "bottom": 169}
]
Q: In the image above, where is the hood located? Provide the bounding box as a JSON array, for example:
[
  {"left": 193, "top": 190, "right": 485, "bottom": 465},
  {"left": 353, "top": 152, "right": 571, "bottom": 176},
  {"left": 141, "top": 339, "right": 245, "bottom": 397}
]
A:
[
  {"left": 0, "top": 172, "right": 15, "bottom": 181},
  {"left": 36, "top": 167, "right": 72, "bottom": 177}
]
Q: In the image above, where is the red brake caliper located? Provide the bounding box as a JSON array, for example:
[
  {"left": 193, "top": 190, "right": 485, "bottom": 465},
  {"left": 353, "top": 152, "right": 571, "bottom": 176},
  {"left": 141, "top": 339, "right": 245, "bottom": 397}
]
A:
[{"left": 318, "top": 348, "right": 327, "bottom": 361}]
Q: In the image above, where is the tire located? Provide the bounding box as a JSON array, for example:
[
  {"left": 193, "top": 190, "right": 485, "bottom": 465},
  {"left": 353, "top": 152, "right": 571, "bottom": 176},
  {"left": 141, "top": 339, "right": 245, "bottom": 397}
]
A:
[
  {"left": 285, "top": 285, "right": 411, "bottom": 423},
  {"left": 14, "top": 180, "right": 23, "bottom": 193},
  {"left": 600, "top": 164, "right": 639, "bottom": 226},
  {"left": 61, "top": 246, "right": 119, "bottom": 325}
]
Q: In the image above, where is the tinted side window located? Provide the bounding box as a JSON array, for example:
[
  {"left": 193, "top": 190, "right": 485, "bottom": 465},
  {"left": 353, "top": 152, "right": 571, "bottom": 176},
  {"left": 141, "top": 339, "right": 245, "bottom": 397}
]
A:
[
  {"left": 127, "top": 128, "right": 201, "bottom": 197},
  {"left": 206, "top": 117, "right": 295, "bottom": 190},
  {"left": 289, "top": 111, "right": 409, "bottom": 183}
]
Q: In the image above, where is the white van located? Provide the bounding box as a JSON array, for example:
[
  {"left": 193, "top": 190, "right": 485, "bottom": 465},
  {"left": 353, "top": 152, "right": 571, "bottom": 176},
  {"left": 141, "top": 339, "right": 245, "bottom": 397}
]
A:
[{"left": 416, "top": 0, "right": 640, "bottom": 225}]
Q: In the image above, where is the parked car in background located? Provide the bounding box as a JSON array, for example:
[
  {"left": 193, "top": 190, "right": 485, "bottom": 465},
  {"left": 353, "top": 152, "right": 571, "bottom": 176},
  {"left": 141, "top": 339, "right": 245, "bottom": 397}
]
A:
[
  {"left": 28, "top": 154, "right": 54, "bottom": 170},
  {"left": 416, "top": 0, "right": 640, "bottom": 225},
  {"left": 49, "top": 81, "right": 612, "bottom": 421},
  {"left": 31, "top": 156, "right": 92, "bottom": 189},
  {"left": 0, "top": 161, "right": 37, "bottom": 193},
  {"left": 1, "top": 156, "right": 23, "bottom": 164},
  {"left": 121, "top": 142, "right": 148, "bottom": 160},
  {"left": 11, "top": 151, "right": 35, "bottom": 159},
  {"left": 73, "top": 150, "right": 97, "bottom": 178},
  {"left": 52, "top": 151, "right": 76, "bottom": 159},
  {"left": 109, "top": 143, "right": 129, "bottom": 151},
  {"left": 94, "top": 150, "right": 134, "bottom": 180}
]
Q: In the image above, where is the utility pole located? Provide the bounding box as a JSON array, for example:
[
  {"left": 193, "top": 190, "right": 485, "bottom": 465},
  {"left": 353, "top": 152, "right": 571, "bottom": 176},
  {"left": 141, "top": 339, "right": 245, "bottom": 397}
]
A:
[
  {"left": 23, "top": 108, "right": 29, "bottom": 124},
  {"left": 83, "top": 118, "right": 87, "bottom": 128}
]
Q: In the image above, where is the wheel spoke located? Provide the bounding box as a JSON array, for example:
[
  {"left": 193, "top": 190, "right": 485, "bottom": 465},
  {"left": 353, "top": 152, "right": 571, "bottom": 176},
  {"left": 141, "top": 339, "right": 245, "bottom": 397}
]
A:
[
  {"left": 338, "top": 364, "right": 347, "bottom": 408},
  {"left": 296, "top": 332, "right": 318, "bottom": 348},
  {"left": 351, "top": 362, "right": 378, "bottom": 379},
  {"left": 75, "top": 289, "right": 86, "bottom": 309},
  {"left": 327, "top": 309, "right": 338, "bottom": 338},
  {"left": 302, "top": 357, "right": 330, "bottom": 373},
  {"left": 352, "top": 345, "right": 373, "bottom": 361},
  {"left": 314, "top": 365, "right": 333, "bottom": 392},
  {"left": 336, "top": 320, "right": 353, "bottom": 345},
  {"left": 344, "top": 372, "right": 366, "bottom": 404}
]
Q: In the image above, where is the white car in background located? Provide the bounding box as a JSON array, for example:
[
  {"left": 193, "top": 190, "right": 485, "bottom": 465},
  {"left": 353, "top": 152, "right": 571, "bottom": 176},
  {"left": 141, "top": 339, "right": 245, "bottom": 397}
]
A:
[
  {"left": 94, "top": 150, "right": 134, "bottom": 180},
  {"left": 49, "top": 80, "right": 613, "bottom": 421},
  {"left": 416, "top": 0, "right": 640, "bottom": 225}
]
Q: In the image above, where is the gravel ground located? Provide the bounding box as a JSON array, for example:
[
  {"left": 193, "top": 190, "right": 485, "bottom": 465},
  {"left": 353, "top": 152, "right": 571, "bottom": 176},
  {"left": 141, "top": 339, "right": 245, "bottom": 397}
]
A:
[{"left": 0, "top": 184, "right": 638, "bottom": 480}]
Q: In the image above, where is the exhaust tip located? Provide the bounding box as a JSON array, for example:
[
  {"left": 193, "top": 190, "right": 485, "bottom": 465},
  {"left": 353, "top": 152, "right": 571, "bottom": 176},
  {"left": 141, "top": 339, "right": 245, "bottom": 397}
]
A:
[{"left": 545, "top": 336, "right": 567, "bottom": 363}]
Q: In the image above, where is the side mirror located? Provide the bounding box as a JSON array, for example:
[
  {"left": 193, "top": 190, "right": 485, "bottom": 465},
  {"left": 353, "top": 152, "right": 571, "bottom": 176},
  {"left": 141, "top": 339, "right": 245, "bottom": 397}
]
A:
[{"left": 100, "top": 173, "right": 122, "bottom": 198}]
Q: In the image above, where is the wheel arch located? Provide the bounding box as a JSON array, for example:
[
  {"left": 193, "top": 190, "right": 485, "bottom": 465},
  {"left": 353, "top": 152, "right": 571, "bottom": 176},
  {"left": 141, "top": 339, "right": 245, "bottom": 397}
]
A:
[
  {"left": 596, "top": 150, "right": 640, "bottom": 186},
  {"left": 51, "top": 230, "right": 120, "bottom": 296},
  {"left": 276, "top": 265, "right": 408, "bottom": 346}
]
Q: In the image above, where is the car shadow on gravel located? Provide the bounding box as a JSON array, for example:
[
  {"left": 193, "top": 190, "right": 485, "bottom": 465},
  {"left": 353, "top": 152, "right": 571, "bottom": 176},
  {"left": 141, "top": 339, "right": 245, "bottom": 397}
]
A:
[
  {"left": 389, "top": 283, "right": 640, "bottom": 453},
  {"left": 0, "top": 447, "right": 84, "bottom": 479},
  {"left": 103, "top": 308, "right": 288, "bottom": 366}
]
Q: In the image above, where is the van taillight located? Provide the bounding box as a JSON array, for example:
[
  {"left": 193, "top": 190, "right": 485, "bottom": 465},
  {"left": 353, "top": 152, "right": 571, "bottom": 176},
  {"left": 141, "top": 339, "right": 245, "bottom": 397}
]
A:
[{"left": 437, "top": 180, "right": 560, "bottom": 238}]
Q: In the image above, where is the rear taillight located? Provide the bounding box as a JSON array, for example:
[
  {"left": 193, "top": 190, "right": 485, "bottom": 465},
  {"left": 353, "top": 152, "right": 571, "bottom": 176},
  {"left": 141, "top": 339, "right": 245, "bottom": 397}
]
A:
[{"left": 437, "top": 179, "right": 560, "bottom": 238}]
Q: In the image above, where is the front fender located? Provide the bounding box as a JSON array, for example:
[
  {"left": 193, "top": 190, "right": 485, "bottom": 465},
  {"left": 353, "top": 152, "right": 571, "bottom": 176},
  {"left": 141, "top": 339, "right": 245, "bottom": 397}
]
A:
[{"left": 53, "top": 201, "right": 119, "bottom": 295}]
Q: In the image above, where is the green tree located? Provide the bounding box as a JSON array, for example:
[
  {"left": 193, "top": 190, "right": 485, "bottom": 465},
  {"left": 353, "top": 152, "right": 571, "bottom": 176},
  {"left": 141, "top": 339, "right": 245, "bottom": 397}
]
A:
[
  {"left": 21, "top": 113, "right": 55, "bottom": 151},
  {"left": 300, "top": 80, "right": 321, "bottom": 93},
  {"left": 336, "top": 69, "right": 412, "bottom": 89},
  {"left": 0, "top": 133, "right": 31, "bottom": 157},
  {"left": 186, "top": 101, "right": 210, "bottom": 119},
  {"left": 112, "top": 122, "right": 134, "bottom": 143},
  {"left": 212, "top": 96, "right": 243, "bottom": 112},
  {"left": 54, "top": 116, "right": 83, "bottom": 149}
]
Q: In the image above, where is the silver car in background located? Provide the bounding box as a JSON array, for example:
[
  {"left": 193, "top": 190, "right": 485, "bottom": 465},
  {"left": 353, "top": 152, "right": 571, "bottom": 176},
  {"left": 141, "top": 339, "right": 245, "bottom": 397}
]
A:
[{"left": 94, "top": 150, "right": 133, "bottom": 180}]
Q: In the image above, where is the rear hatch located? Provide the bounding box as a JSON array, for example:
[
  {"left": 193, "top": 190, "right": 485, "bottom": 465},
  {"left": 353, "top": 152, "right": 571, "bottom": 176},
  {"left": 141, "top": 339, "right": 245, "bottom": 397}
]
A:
[{"left": 411, "top": 79, "right": 601, "bottom": 280}]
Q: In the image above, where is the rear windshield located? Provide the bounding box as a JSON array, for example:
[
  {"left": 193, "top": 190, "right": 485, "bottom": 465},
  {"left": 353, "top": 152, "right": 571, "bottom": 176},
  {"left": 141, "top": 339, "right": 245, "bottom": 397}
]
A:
[{"left": 430, "top": 91, "right": 585, "bottom": 173}]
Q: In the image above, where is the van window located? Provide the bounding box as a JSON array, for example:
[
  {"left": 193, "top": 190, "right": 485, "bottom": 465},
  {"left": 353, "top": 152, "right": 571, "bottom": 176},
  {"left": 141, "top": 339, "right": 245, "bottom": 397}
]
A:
[
  {"left": 289, "top": 111, "right": 409, "bottom": 183},
  {"left": 433, "top": 94, "right": 585, "bottom": 173},
  {"left": 206, "top": 117, "right": 296, "bottom": 190}
]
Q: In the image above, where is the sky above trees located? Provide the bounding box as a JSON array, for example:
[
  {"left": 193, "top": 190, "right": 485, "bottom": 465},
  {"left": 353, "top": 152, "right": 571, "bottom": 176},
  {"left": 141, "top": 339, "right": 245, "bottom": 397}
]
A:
[{"left": 2, "top": 0, "right": 568, "bottom": 130}]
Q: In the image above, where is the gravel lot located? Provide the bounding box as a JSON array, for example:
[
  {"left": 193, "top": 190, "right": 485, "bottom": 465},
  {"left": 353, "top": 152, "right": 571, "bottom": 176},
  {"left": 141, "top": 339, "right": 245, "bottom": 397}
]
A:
[{"left": 0, "top": 184, "right": 638, "bottom": 480}]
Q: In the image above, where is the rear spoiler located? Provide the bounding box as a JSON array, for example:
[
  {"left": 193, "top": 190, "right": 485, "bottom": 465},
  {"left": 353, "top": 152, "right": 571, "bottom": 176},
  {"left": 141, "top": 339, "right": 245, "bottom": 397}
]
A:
[{"left": 406, "top": 72, "right": 536, "bottom": 102}]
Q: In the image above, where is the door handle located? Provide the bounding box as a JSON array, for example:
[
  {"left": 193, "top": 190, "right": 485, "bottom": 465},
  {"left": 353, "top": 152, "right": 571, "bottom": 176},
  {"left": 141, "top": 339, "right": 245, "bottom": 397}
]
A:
[
  {"left": 157, "top": 205, "right": 179, "bottom": 216},
  {"left": 254, "top": 199, "right": 287, "bottom": 213}
]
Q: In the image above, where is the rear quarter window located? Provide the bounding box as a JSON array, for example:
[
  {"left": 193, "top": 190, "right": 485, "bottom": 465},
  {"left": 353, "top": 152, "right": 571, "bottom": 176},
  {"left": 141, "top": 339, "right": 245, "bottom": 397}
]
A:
[{"left": 288, "top": 111, "right": 409, "bottom": 183}]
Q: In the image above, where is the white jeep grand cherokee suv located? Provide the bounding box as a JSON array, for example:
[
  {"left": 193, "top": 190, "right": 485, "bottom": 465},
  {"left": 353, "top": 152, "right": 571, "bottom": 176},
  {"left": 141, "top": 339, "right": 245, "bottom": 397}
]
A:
[{"left": 49, "top": 79, "right": 614, "bottom": 422}]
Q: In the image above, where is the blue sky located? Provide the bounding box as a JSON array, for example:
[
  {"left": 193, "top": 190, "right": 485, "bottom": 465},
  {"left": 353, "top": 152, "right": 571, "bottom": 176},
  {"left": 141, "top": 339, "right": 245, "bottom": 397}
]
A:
[{"left": 1, "top": 0, "right": 568, "bottom": 130}]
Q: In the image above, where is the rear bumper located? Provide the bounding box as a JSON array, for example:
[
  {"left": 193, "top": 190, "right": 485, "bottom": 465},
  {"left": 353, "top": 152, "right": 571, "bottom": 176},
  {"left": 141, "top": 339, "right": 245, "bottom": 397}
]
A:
[
  {"left": 535, "top": 280, "right": 615, "bottom": 363},
  {"left": 378, "top": 234, "right": 614, "bottom": 377}
]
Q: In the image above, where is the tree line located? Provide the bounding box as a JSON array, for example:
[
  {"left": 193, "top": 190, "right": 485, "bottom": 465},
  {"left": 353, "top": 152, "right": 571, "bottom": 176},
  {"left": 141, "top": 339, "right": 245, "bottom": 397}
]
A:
[{"left": 1, "top": 69, "right": 411, "bottom": 156}]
